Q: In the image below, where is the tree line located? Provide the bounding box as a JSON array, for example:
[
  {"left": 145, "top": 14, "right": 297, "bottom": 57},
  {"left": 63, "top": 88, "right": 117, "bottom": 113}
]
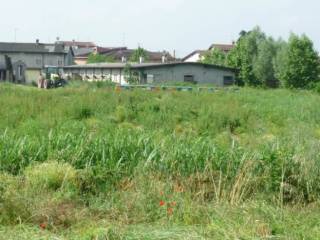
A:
[{"left": 201, "top": 27, "right": 320, "bottom": 89}]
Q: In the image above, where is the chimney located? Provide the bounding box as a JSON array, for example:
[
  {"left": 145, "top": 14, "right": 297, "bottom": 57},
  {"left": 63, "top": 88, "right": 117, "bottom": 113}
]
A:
[
  {"left": 121, "top": 56, "right": 127, "bottom": 63},
  {"left": 36, "top": 39, "right": 40, "bottom": 44},
  {"left": 139, "top": 56, "right": 144, "bottom": 64}
]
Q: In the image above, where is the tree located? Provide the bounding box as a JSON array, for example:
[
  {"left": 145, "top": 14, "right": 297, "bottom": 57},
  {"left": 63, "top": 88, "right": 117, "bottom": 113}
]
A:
[
  {"left": 124, "top": 63, "right": 140, "bottom": 84},
  {"left": 201, "top": 48, "right": 226, "bottom": 66},
  {"left": 275, "top": 34, "right": 320, "bottom": 88},
  {"left": 226, "top": 27, "right": 267, "bottom": 86},
  {"left": 273, "top": 39, "right": 289, "bottom": 87},
  {"left": 87, "top": 53, "right": 115, "bottom": 64},
  {"left": 129, "top": 47, "right": 148, "bottom": 62},
  {"left": 253, "top": 37, "right": 278, "bottom": 87}
]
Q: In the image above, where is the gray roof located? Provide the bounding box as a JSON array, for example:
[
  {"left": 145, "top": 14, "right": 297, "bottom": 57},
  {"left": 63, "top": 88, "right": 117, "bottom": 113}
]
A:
[
  {"left": 64, "top": 62, "right": 236, "bottom": 72},
  {"left": 73, "top": 48, "right": 94, "bottom": 57},
  {"left": 0, "top": 42, "right": 68, "bottom": 54}
]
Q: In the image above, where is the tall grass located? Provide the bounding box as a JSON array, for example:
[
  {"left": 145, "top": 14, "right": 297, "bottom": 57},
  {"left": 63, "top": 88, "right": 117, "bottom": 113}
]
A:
[{"left": 1, "top": 83, "right": 320, "bottom": 238}]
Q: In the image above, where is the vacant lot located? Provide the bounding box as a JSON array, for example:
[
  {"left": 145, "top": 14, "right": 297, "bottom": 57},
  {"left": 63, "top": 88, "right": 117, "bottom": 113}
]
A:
[{"left": 0, "top": 83, "right": 320, "bottom": 239}]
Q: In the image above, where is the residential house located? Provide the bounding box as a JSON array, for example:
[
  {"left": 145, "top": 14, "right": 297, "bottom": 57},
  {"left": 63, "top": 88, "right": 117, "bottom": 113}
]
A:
[
  {"left": 63, "top": 62, "right": 236, "bottom": 86},
  {"left": 183, "top": 43, "right": 235, "bottom": 63},
  {"left": 73, "top": 46, "right": 175, "bottom": 65},
  {"left": 0, "top": 41, "right": 74, "bottom": 84},
  {"left": 58, "top": 40, "right": 96, "bottom": 49}
]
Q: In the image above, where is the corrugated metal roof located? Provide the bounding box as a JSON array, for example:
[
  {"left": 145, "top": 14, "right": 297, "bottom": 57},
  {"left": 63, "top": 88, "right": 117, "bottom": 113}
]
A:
[
  {"left": 64, "top": 62, "right": 236, "bottom": 72},
  {"left": 0, "top": 42, "right": 67, "bottom": 54}
]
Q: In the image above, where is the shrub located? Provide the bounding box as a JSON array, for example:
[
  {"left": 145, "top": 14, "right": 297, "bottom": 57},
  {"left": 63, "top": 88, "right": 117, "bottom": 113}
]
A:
[{"left": 74, "top": 106, "right": 94, "bottom": 120}]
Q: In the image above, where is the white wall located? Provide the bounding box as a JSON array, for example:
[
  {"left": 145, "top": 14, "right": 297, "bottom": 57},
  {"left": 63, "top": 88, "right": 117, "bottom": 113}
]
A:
[{"left": 183, "top": 52, "right": 205, "bottom": 63}]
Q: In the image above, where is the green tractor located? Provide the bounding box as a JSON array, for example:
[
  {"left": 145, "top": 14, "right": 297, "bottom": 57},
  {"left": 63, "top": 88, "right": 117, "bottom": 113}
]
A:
[{"left": 39, "top": 66, "right": 68, "bottom": 89}]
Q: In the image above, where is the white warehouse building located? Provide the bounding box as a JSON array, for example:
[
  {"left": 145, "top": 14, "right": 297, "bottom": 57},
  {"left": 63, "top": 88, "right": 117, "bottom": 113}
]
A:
[{"left": 63, "top": 62, "right": 236, "bottom": 86}]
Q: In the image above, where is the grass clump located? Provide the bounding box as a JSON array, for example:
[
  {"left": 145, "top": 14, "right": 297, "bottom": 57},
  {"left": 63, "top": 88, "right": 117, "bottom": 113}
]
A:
[{"left": 24, "top": 161, "right": 78, "bottom": 191}]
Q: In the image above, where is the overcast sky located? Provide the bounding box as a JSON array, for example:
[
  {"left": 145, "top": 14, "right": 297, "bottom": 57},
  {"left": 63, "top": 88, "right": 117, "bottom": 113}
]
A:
[{"left": 1, "top": 0, "right": 319, "bottom": 57}]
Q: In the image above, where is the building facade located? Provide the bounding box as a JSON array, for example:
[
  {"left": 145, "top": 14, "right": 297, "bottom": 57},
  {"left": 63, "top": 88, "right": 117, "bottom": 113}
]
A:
[
  {"left": 0, "top": 42, "right": 74, "bottom": 84},
  {"left": 63, "top": 62, "right": 236, "bottom": 86}
]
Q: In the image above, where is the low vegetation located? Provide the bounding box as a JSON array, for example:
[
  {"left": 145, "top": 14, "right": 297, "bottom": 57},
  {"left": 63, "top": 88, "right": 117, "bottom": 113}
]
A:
[{"left": 1, "top": 83, "right": 320, "bottom": 239}]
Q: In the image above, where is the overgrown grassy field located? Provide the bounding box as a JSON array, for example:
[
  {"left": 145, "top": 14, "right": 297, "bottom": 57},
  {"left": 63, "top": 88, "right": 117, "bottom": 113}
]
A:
[{"left": 1, "top": 82, "right": 320, "bottom": 239}]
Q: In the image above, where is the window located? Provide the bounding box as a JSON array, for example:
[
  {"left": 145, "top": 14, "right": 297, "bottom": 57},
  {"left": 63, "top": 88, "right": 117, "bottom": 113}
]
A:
[
  {"left": 36, "top": 59, "right": 42, "bottom": 65},
  {"left": 223, "top": 76, "right": 234, "bottom": 86},
  {"left": 18, "top": 65, "right": 23, "bottom": 78},
  {"left": 147, "top": 74, "right": 154, "bottom": 84},
  {"left": 184, "top": 75, "right": 195, "bottom": 83},
  {"left": 58, "top": 60, "right": 63, "bottom": 65}
]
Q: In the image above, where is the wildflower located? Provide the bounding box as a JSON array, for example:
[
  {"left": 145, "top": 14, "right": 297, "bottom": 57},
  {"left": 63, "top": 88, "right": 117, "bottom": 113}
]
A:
[
  {"left": 159, "top": 200, "right": 165, "bottom": 207},
  {"left": 174, "top": 185, "right": 184, "bottom": 193},
  {"left": 167, "top": 207, "right": 174, "bottom": 216},
  {"left": 39, "top": 223, "right": 47, "bottom": 230},
  {"left": 170, "top": 201, "right": 177, "bottom": 207}
]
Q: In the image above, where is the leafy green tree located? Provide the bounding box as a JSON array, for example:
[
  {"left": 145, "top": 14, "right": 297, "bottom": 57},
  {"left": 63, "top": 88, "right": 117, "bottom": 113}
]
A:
[
  {"left": 253, "top": 37, "right": 278, "bottom": 87},
  {"left": 87, "top": 53, "right": 115, "bottom": 64},
  {"left": 273, "top": 39, "right": 289, "bottom": 87},
  {"left": 227, "top": 27, "right": 267, "bottom": 86},
  {"left": 275, "top": 34, "right": 320, "bottom": 88},
  {"left": 129, "top": 47, "right": 148, "bottom": 62},
  {"left": 201, "top": 48, "right": 226, "bottom": 66},
  {"left": 124, "top": 63, "right": 140, "bottom": 84}
]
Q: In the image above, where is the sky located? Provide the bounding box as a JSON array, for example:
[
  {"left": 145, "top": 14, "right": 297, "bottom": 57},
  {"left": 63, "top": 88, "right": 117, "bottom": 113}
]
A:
[{"left": 1, "top": 0, "right": 319, "bottom": 57}]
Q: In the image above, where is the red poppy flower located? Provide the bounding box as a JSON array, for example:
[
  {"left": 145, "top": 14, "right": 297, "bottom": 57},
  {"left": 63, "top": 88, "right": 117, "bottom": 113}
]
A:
[
  {"left": 40, "top": 223, "right": 47, "bottom": 230},
  {"left": 159, "top": 200, "right": 165, "bottom": 207}
]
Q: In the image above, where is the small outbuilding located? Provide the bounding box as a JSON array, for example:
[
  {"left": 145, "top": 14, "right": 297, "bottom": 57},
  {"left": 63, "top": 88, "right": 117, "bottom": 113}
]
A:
[{"left": 63, "top": 62, "right": 236, "bottom": 86}]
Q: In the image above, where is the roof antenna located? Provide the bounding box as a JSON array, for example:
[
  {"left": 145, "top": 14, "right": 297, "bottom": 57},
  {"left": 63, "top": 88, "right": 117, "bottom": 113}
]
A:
[{"left": 14, "top": 28, "right": 18, "bottom": 42}]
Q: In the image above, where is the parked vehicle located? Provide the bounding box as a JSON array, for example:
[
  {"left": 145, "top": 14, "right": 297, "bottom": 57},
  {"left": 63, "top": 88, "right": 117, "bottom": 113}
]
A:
[{"left": 40, "top": 66, "right": 68, "bottom": 89}]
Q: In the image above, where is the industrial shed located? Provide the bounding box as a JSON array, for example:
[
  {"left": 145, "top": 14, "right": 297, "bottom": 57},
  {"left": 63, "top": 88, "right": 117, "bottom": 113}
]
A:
[{"left": 63, "top": 62, "right": 236, "bottom": 86}]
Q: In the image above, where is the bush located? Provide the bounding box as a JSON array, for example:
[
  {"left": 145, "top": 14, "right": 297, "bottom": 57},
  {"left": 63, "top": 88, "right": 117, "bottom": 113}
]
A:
[{"left": 74, "top": 106, "right": 94, "bottom": 120}]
